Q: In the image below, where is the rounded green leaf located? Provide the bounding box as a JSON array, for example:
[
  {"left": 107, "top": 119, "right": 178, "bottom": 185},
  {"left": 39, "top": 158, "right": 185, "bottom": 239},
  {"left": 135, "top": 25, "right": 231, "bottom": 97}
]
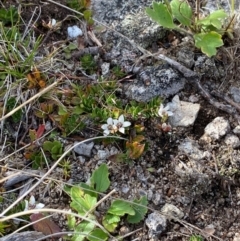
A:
[
  {"left": 146, "top": 2, "right": 175, "bottom": 29},
  {"left": 194, "top": 31, "right": 223, "bottom": 57},
  {"left": 170, "top": 0, "right": 192, "bottom": 26},
  {"left": 91, "top": 164, "right": 110, "bottom": 192},
  {"left": 108, "top": 200, "right": 135, "bottom": 216}
]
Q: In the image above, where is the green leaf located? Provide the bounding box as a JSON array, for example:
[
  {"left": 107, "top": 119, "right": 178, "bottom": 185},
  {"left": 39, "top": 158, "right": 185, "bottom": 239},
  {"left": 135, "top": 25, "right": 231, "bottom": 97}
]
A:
[
  {"left": 102, "top": 214, "right": 120, "bottom": 232},
  {"left": 194, "top": 31, "right": 223, "bottom": 57},
  {"left": 70, "top": 186, "right": 97, "bottom": 215},
  {"left": 127, "top": 196, "right": 148, "bottom": 223},
  {"left": 196, "top": 9, "right": 227, "bottom": 29},
  {"left": 43, "top": 141, "right": 54, "bottom": 152},
  {"left": 108, "top": 200, "right": 135, "bottom": 216},
  {"left": 146, "top": 2, "right": 175, "bottom": 29},
  {"left": 67, "top": 215, "right": 76, "bottom": 230},
  {"left": 170, "top": 0, "right": 192, "bottom": 26},
  {"left": 88, "top": 228, "right": 108, "bottom": 241},
  {"left": 90, "top": 164, "right": 110, "bottom": 192},
  {"left": 79, "top": 183, "right": 98, "bottom": 198},
  {"left": 73, "top": 221, "right": 95, "bottom": 241}
]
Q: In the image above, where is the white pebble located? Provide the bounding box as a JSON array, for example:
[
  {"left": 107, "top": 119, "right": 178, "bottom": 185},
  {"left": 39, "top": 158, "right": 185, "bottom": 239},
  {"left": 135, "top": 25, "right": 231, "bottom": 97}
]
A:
[{"left": 67, "top": 25, "right": 83, "bottom": 38}]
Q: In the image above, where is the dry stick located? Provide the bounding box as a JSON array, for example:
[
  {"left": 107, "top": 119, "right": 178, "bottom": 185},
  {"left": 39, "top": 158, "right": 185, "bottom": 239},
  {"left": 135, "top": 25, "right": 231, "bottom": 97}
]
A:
[
  {"left": 211, "top": 90, "right": 240, "bottom": 113},
  {"left": 0, "top": 80, "right": 60, "bottom": 122}
]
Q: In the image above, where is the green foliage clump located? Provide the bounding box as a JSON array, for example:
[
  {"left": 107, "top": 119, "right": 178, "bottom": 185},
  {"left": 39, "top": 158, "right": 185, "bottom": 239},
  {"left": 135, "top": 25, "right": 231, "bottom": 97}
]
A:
[
  {"left": 6, "top": 97, "right": 22, "bottom": 123},
  {"left": 146, "top": 0, "right": 233, "bottom": 57},
  {"left": 189, "top": 235, "right": 204, "bottom": 241},
  {"left": 65, "top": 164, "right": 148, "bottom": 240},
  {"left": 80, "top": 54, "right": 97, "bottom": 75},
  {"left": 67, "top": 0, "right": 94, "bottom": 25},
  {"left": 0, "top": 6, "right": 18, "bottom": 25}
]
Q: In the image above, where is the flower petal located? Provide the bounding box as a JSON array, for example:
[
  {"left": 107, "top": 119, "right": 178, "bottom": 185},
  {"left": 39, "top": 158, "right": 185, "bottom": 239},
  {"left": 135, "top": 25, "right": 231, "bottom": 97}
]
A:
[
  {"left": 118, "top": 115, "right": 124, "bottom": 123},
  {"left": 113, "top": 119, "right": 119, "bottom": 126},
  {"left": 123, "top": 121, "right": 131, "bottom": 127},
  {"left": 103, "top": 129, "right": 110, "bottom": 136},
  {"left": 36, "top": 203, "right": 45, "bottom": 209},
  {"left": 107, "top": 118, "right": 113, "bottom": 125},
  {"left": 29, "top": 196, "right": 36, "bottom": 206},
  {"left": 101, "top": 124, "right": 108, "bottom": 130},
  {"left": 118, "top": 127, "right": 125, "bottom": 134}
]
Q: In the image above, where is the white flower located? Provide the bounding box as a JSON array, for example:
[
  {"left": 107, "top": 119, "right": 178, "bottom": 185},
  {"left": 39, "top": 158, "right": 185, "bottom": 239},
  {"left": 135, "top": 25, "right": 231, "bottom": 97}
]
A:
[
  {"left": 24, "top": 196, "right": 45, "bottom": 211},
  {"left": 158, "top": 104, "right": 173, "bottom": 118},
  {"left": 101, "top": 117, "right": 118, "bottom": 136},
  {"left": 116, "top": 115, "right": 131, "bottom": 134}
]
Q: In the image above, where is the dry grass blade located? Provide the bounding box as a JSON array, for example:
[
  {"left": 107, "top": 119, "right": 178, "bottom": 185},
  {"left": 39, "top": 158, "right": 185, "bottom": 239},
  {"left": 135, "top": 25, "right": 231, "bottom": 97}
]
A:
[{"left": 0, "top": 79, "right": 60, "bottom": 122}]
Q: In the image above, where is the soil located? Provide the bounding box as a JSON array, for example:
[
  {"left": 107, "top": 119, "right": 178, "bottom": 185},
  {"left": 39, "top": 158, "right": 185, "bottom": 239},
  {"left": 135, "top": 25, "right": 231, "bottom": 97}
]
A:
[{"left": 1, "top": 0, "right": 240, "bottom": 241}]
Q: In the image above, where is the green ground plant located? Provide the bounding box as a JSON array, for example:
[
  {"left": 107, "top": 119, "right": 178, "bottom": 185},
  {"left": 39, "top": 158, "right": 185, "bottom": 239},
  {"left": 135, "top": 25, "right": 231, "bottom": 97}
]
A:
[
  {"left": 146, "top": 0, "right": 234, "bottom": 57},
  {"left": 189, "top": 235, "right": 203, "bottom": 241},
  {"left": 65, "top": 163, "right": 148, "bottom": 241}
]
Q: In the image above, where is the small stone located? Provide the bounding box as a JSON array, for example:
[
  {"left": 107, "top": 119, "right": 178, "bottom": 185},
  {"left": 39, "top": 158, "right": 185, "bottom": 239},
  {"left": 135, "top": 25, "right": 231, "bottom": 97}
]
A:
[
  {"left": 145, "top": 212, "right": 167, "bottom": 239},
  {"left": 230, "top": 87, "right": 240, "bottom": 103},
  {"left": 44, "top": 121, "right": 52, "bottom": 131},
  {"left": 121, "top": 184, "right": 130, "bottom": 194},
  {"left": 178, "top": 139, "right": 206, "bottom": 161},
  {"left": 67, "top": 25, "right": 83, "bottom": 38},
  {"left": 74, "top": 142, "right": 94, "bottom": 157},
  {"left": 167, "top": 95, "right": 200, "bottom": 127},
  {"left": 203, "top": 117, "right": 230, "bottom": 140},
  {"left": 233, "top": 125, "right": 240, "bottom": 134},
  {"left": 161, "top": 203, "right": 184, "bottom": 220},
  {"left": 224, "top": 134, "right": 240, "bottom": 148},
  {"left": 101, "top": 62, "right": 110, "bottom": 76},
  {"left": 97, "top": 150, "right": 108, "bottom": 159},
  {"left": 233, "top": 233, "right": 240, "bottom": 241},
  {"left": 152, "top": 193, "right": 163, "bottom": 205}
]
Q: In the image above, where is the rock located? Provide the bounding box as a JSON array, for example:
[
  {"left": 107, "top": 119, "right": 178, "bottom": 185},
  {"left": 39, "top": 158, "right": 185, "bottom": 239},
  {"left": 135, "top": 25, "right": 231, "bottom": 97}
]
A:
[
  {"left": 118, "top": 11, "right": 166, "bottom": 49},
  {"left": 124, "top": 67, "right": 185, "bottom": 102},
  {"left": 152, "top": 192, "right": 163, "bottom": 205},
  {"left": 177, "top": 47, "right": 195, "bottom": 68},
  {"left": 161, "top": 203, "right": 184, "bottom": 220},
  {"left": 74, "top": 142, "right": 94, "bottom": 157},
  {"left": 145, "top": 212, "right": 167, "bottom": 239},
  {"left": 202, "top": 117, "right": 230, "bottom": 140},
  {"left": 178, "top": 139, "right": 210, "bottom": 161},
  {"left": 97, "top": 150, "right": 109, "bottom": 159},
  {"left": 233, "top": 125, "right": 240, "bottom": 134},
  {"left": 194, "top": 56, "right": 223, "bottom": 78},
  {"left": 101, "top": 62, "right": 110, "bottom": 76},
  {"left": 67, "top": 25, "right": 83, "bottom": 38},
  {"left": 230, "top": 87, "right": 240, "bottom": 103},
  {"left": 167, "top": 95, "right": 200, "bottom": 127},
  {"left": 224, "top": 134, "right": 240, "bottom": 148},
  {"left": 233, "top": 233, "right": 240, "bottom": 241}
]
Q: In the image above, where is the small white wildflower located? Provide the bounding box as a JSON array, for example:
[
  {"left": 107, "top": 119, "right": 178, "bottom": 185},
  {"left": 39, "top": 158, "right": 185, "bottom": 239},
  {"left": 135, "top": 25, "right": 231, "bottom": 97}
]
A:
[
  {"left": 158, "top": 104, "right": 173, "bottom": 118},
  {"left": 24, "top": 195, "right": 45, "bottom": 211},
  {"left": 101, "top": 117, "right": 118, "bottom": 136},
  {"left": 116, "top": 115, "right": 131, "bottom": 134}
]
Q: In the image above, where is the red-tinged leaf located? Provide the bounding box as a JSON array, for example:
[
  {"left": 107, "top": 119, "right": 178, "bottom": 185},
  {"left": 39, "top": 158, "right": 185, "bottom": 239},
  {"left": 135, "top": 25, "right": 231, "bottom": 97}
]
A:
[
  {"left": 30, "top": 213, "right": 62, "bottom": 238},
  {"left": 36, "top": 124, "right": 45, "bottom": 139}
]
